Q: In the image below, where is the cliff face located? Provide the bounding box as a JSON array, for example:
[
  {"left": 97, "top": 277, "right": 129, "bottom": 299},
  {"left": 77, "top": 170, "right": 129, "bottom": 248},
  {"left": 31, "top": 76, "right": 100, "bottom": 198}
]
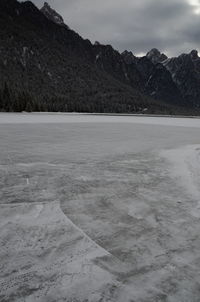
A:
[
  {"left": 147, "top": 48, "right": 200, "bottom": 107},
  {"left": 122, "top": 52, "right": 183, "bottom": 106},
  {"left": 162, "top": 51, "right": 200, "bottom": 107}
]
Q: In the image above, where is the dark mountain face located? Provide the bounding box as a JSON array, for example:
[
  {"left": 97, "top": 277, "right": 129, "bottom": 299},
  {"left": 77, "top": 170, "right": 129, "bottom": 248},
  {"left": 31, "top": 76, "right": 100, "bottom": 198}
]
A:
[
  {"left": 0, "top": 0, "right": 94, "bottom": 93},
  {"left": 147, "top": 48, "right": 200, "bottom": 107},
  {"left": 0, "top": 0, "right": 199, "bottom": 113},
  {"left": 122, "top": 51, "right": 183, "bottom": 105},
  {"left": 163, "top": 52, "right": 200, "bottom": 107},
  {"left": 94, "top": 44, "right": 143, "bottom": 91}
]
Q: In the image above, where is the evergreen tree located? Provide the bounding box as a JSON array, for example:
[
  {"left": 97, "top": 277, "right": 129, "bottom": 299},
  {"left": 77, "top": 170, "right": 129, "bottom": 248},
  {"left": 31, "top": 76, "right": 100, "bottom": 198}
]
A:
[{"left": 2, "top": 82, "right": 11, "bottom": 111}]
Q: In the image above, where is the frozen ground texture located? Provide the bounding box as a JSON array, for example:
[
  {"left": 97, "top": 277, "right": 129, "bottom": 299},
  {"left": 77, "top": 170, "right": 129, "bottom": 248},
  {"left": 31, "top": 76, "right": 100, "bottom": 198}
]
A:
[{"left": 0, "top": 113, "right": 200, "bottom": 302}]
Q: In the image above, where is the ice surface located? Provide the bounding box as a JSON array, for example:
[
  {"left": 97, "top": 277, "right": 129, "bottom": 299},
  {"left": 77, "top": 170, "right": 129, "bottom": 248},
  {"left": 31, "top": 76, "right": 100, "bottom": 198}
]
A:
[
  {"left": 0, "top": 201, "right": 126, "bottom": 302},
  {"left": 0, "top": 113, "right": 200, "bottom": 301},
  {"left": 161, "top": 145, "right": 200, "bottom": 217},
  {"left": 1, "top": 112, "right": 200, "bottom": 128}
]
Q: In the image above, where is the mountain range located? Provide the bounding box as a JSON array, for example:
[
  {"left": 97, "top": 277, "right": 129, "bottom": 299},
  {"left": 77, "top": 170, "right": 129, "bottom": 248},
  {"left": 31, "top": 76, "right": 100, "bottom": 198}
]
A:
[{"left": 0, "top": 0, "right": 199, "bottom": 114}]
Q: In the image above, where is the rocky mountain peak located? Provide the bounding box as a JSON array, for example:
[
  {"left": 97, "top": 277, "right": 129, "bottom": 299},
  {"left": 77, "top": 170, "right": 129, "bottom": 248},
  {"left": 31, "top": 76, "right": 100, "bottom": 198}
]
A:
[
  {"left": 190, "top": 49, "right": 199, "bottom": 60},
  {"left": 40, "top": 2, "right": 67, "bottom": 26},
  {"left": 146, "top": 48, "right": 168, "bottom": 64},
  {"left": 121, "top": 50, "right": 137, "bottom": 64}
]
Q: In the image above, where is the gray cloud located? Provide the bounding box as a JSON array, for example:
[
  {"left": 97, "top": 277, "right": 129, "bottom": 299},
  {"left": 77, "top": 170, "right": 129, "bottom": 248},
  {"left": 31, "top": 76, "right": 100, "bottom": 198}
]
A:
[{"left": 29, "top": 0, "right": 200, "bottom": 56}]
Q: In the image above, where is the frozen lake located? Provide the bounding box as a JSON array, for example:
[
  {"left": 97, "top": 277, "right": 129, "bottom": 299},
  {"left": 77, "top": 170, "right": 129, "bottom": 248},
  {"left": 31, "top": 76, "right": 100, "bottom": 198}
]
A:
[{"left": 0, "top": 113, "right": 200, "bottom": 302}]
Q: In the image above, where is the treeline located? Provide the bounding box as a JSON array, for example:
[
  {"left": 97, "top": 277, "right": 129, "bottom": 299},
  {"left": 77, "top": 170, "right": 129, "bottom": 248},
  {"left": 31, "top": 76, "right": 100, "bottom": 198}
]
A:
[{"left": 0, "top": 82, "right": 198, "bottom": 115}]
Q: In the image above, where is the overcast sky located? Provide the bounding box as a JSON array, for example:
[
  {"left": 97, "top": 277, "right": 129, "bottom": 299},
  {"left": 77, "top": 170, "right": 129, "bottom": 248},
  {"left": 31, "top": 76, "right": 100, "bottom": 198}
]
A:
[{"left": 30, "top": 0, "right": 200, "bottom": 57}]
